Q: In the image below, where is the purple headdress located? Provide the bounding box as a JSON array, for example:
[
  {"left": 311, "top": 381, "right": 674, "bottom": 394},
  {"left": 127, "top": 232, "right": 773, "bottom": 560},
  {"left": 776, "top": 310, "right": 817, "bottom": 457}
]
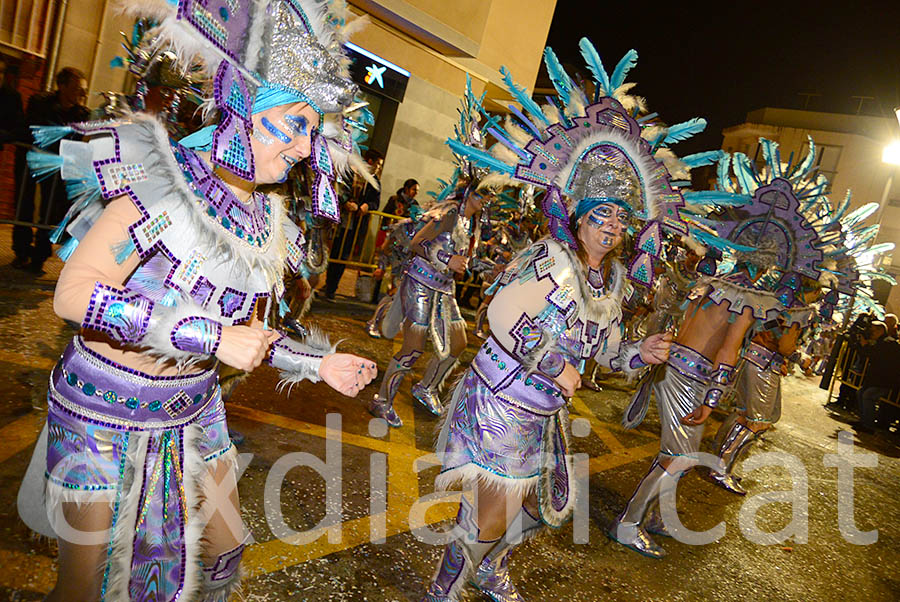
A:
[
  {"left": 121, "top": 0, "right": 370, "bottom": 221},
  {"left": 446, "top": 38, "right": 718, "bottom": 288}
]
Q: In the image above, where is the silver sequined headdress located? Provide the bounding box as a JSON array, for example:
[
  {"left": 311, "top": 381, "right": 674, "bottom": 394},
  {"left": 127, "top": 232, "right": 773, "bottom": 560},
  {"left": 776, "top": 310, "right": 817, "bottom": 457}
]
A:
[
  {"left": 447, "top": 38, "right": 720, "bottom": 287},
  {"left": 120, "top": 0, "right": 370, "bottom": 220}
]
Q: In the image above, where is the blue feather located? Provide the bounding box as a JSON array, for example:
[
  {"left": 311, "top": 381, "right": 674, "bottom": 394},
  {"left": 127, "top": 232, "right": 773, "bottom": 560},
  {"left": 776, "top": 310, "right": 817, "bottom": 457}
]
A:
[
  {"left": 578, "top": 38, "right": 611, "bottom": 96},
  {"left": 690, "top": 227, "right": 757, "bottom": 252},
  {"left": 791, "top": 136, "right": 816, "bottom": 179},
  {"left": 716, "top": 153, "right": 733, "bottom": 191},
  {"left": 662, "top": 117, "right": 707, "bottom": 145},
  {"left": 842, "top": 202, "right": 878, "bottom": 228},
  {"left": 279, "top": 297, "right": 290, "bottom": 317},
  {"left": 681, "top": 150, "right": 724, "bottom": 168},
  {"left": 30, "top": 125, "right": 73, "bottom": 148},
  {"left": 683, "top": 191, "right": 753, "bottom": 206},
  {"left": 543, "top": 47, "right": 573, "bottom": 106},
  {"left": 732, "top": 153, "right": 757, "bottom": 193},
  {"left": 56, "top": 237, "right": 79, "bottom": 261},
  {"left": 26, "top": 150, "right": 64, "bottom": 181},
  {"left": 112, "top": 238, "right": 136, "bottom": 264},
  {"left": 499, "top": 66, "right": 549, "bottom": 127},
  {"left": 760, "top": 138, "right": 781, "bottom": 177},
  {"left": 609, "top": 49, "right": 638, "bottom": 91},
  {"left": 447, "top": 139, "right": 515, "bottom": 175}
]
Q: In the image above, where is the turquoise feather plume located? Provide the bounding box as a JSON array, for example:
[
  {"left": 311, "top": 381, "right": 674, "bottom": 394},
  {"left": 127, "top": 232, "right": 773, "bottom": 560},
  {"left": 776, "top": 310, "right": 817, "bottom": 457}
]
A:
[
  {"left": 716, "top": 153, "right": 733, "bottom": 191},
  {"left": 609, "top": 49, "right": 638, "bottom": 91},
  {"left": 690, "top": 227, "right": 757, "bottom": 252},
  {"left": 683, "top": 190, "right": 753, "bottom": 206},
  {"left": 26, "top": 150, "right": 64, "bottom": 180},
  {"left": 543, "top": 47, "right": 574, "bottom": 106},
  {"left": 662, "top": 118, "right": 707, "bottom": 145},
  {"left": 760, "top": 138, "right": 781, "bottom": 177},
  {"left": 682, "top": 150, "right": 723, "bottom": 168},
  {"left": 578, "top": 37, "right": 611, "bottom": 96},
  {"left": 30, "top": 125, "right": 74, "bottom": 148},
  {"left": 446, "top": 139, "right": 515, "bottom": 175},
  {"left": 841, "top": 202, "right": 878, "bottom": 228},
  {"left": 792, "top": 136, "right": 816, "bottom": 179},
  {"left": 732, "top": 153, "right": 757, "bottom": 193},
  {"left": 56, "top": 237, "right": 79, "bottom": 261},
  {"left": 499, "top": 66, "right": 549, "bottom": 127}
]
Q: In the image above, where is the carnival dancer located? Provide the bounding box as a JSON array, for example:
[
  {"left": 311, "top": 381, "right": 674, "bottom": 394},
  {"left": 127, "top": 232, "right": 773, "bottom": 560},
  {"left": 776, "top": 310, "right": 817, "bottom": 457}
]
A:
[
  {"left": 16, "top": 2, "right": 379, "bottom": 600},
  {"left": 611, "top": 136, "right": 889, "bottom": 558},
  {"left": 417, "top": 40, "right": 723, "bottom": 600},
  {"left": 366, "top": 212, "right": 421, "bottom": 338},
  {"left": 706, "top": 311, "right": 808, "bottom": 495},
  {"left": 368, "top": 173, "right": 494, "bottom": 427}
]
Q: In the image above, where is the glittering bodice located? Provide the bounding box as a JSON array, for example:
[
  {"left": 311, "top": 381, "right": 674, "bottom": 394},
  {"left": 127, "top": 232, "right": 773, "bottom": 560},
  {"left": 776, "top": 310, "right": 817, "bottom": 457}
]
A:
[{"left": 172, "top": 144, "right": 274, "bottom": 251}]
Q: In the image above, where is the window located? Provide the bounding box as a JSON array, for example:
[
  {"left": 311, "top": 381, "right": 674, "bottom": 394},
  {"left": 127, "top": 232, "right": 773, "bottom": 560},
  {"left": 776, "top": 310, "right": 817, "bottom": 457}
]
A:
[
  {"left": 815, "top": 144, "right": 842, "bottom": 192},
  {"left": 0, "top": 0, "right": 54, "bottom": 57}
]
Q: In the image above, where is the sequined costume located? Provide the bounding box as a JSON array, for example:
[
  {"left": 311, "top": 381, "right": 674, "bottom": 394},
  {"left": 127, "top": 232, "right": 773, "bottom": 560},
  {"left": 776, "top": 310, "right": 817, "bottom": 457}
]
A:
[
  {"left": 611, "top": 135, "right": 891, "bottom": 558},
  {"left": 366, "top": 218, "right": 417, "bottom": 338},
  {"left": 707, "top": 307, "right": 814, "bottom": 495},
  {"left": 420, "top": 40, "right": 711, "bottom": 600},
  {"left": 370, "top": 198, "right": 481, "bottom": 423},
  {"left": 17, "top": 1, "right": 374, "bottom": 600}
]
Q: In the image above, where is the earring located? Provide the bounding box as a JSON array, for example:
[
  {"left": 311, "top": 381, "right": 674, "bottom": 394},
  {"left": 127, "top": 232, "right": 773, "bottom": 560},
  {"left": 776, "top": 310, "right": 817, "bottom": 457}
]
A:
[{"left": 211, "top": 62, "right": 255, "bottom": 181}]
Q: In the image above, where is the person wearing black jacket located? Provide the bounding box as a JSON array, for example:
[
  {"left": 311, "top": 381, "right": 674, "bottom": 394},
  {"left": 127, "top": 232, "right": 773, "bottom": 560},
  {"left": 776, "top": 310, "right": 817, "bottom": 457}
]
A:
[
  {"left": 323, "top": 148, "right": 382, "bottom": 299},
  {"left": 855, "top": 321, "right": 900, "bottom": 432},
  {"left": 13, "top": 67, "right": 89, "bottom": 274}
]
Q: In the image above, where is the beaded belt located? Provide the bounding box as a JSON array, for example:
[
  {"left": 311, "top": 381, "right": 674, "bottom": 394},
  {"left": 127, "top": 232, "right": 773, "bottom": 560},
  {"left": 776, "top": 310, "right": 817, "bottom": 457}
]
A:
[
  {"left": 743, "top": 341, "right": 785, "bottom": 373},
  {"left": 406, "top": 255, "right": 455, "bottom": 294},
  {"left": 470, "top": 336, "right": 565, "bottom": 416},
  {"left": 49, "top": 337, "right": 218, "bottom": 429},
  {"left": 666, "top": 342, "right": 714, "bottom": 384}
]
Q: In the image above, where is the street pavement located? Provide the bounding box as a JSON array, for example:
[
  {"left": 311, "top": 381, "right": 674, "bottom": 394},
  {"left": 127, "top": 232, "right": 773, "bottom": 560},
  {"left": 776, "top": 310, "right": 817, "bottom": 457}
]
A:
[{"left": 0, "top": 247, "right": 898, "bottom": 600}]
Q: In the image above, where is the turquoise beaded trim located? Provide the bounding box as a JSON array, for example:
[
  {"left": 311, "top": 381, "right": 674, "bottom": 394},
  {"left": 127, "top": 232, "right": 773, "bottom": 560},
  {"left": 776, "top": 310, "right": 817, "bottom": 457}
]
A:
[
  {"left": 61, "top": 367, "right": 214, "bottom": 414},
  {"left": 482, "top": 342, "right": 562, "bottom": 398}
]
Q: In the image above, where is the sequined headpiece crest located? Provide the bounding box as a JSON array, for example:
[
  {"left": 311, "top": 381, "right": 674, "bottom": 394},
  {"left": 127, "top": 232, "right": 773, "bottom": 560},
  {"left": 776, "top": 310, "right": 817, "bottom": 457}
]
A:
[
  {"left": 446, "top": 38, "right": 719, "bottom": 287},
  {"left": 687, "top": 137, "right": 895, "bottom": 318},
  {"left": 121, "top": 0, "right": 368, "bottom": 221}
]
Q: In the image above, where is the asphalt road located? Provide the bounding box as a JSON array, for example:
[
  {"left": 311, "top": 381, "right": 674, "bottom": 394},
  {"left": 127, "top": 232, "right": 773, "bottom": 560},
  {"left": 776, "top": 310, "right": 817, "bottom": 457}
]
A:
[{"left": 0, "top": 262, "right": 897, "bottom": 601}]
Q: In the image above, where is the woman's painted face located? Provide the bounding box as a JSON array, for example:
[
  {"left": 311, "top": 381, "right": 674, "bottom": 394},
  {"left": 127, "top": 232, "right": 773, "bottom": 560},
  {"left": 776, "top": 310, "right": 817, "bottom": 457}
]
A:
[
  {"left": 249, "top": 102, "right": 320, "bottom": 184},
  {"left": 578, "top": 202, "right": 629, "bottom": 258}
]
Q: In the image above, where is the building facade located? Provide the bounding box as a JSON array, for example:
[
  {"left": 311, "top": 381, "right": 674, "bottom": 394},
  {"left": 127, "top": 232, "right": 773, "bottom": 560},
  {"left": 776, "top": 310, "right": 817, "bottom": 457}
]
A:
[
  {"left": 722, "top": 107, "right": 900, "bottom": 313},
  {"left": 0, "top": 0, "right": 558, "bottom": 218}
]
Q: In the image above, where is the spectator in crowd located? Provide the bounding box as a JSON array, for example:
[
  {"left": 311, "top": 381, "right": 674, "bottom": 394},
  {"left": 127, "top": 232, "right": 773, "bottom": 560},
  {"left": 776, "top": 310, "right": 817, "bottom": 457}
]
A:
[
  {"left": 0, "top": 57, "right": 26, "bottom": 145},
  {"left": 13, "top": 67, "right": 89, "bottom": 274},
  {"left": 323, "top": 148, "right": 382, "bottom": 300},
  {"left": 884, "top": 313, "right": 898, "bottom": 339},
  {"left": 854, "top": 321, "right": 900, "bottom": 433},
  {"left": 383, "top": 178, "right": 419, "bottom": 217}
]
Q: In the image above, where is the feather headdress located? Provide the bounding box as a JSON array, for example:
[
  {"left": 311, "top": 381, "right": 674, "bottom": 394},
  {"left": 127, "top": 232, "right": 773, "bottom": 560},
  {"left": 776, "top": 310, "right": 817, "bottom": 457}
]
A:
[{"left": 445, "top": 38, "right": 713, "bottom": 287}]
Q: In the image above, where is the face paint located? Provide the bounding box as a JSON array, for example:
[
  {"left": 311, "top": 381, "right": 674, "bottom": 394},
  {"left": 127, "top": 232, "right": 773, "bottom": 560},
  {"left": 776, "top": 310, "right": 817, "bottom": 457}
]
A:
[
  {"left": 276, "top": 152, "right": 299, "bottom": 182},
  {"left": 261, "top": 117, "right": 292, "bottom": 144},
  {"left": 283, "top": 114, "right": 308, "bottom": 136},
  {"left": 252, "top": 127, "right": 275, "bottom": 146}
]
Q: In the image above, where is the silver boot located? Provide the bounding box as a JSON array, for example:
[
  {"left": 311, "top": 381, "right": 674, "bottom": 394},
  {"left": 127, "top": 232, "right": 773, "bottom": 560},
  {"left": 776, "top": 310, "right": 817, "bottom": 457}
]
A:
[
  {"left": 608, "top": 458, "right": 671, "bottom": 558},
  {"left": 422, "top": 497, "right": 496, "bottom": 602},
  {"left": 370, "top": 350, "right": 422, "bottom": 428},
  {"left": 708, "top": 419, "right": 757, "bottom": 495},
  {"left": 470, "top": 506, "right": 541, "bottom": 602},
  {"left": 413, "top": 355, "right": 457, "bottom": 415},
  {"left": 366, "top": 294, "right": 393, "bottom": 338}
]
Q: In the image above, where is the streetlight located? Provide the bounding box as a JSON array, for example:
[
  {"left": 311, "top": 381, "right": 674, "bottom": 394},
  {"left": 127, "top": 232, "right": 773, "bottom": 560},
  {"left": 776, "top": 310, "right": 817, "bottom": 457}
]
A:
[{"left": 883, "top": 140, "right": 900, "bottom": 166}]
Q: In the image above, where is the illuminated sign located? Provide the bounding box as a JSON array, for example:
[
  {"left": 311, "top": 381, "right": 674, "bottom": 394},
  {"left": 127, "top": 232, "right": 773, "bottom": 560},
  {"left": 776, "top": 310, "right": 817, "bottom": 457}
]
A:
[{"left": 345, "top": 42, "right": 410, "bottom": 102}]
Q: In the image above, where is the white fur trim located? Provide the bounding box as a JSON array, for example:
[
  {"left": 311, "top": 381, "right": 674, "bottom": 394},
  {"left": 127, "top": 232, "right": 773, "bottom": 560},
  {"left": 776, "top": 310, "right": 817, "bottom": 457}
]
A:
[
  {"left": 537, "top": 412, "right": 576, "bottom": 528},
  {"left": 434, "top": 463, "right": 539, "bottom": 501}
]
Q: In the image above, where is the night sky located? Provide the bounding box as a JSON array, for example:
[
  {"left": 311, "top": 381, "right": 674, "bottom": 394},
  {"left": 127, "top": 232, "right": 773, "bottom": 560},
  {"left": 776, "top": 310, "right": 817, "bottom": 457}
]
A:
[{"left": 544, "top": 1, "right": 900, "bottom": 154}]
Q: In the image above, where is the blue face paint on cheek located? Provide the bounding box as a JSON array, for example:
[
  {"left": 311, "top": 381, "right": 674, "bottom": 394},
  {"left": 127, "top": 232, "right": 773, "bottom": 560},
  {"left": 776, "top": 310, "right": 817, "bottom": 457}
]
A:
[
  {"left": 283, "top": 114, "right": 308, "bottom": 137},
  {"left": 261, "top": 117, "right": 292, "bottom": 144},
  {"left": 588, "top": 214, "right": 606, "bottom": 229}
]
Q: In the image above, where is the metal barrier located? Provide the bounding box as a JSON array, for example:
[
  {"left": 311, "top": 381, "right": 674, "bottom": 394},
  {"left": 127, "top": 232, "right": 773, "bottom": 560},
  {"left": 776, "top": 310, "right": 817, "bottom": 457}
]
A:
[
  {"left": 1, "top": 141, "right": 62, "bottom": 230},
  {"left": 826, "top": 338, "right": 900, "bottom": 409}
]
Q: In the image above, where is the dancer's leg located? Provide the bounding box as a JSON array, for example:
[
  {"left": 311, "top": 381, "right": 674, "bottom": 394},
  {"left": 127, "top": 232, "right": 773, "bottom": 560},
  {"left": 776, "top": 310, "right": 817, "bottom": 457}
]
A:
[
  {"left": 46, "top": 501, "right": 113, "bottom": 602},
  {"left": 413, "top": 319, "right": 466, "bottom": 415},
  {"left": 198, "top": 455, "right": 245, "bottom": 600},
  {"left": 371, "top": 321, "right": 426, "bottom": 427}
]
